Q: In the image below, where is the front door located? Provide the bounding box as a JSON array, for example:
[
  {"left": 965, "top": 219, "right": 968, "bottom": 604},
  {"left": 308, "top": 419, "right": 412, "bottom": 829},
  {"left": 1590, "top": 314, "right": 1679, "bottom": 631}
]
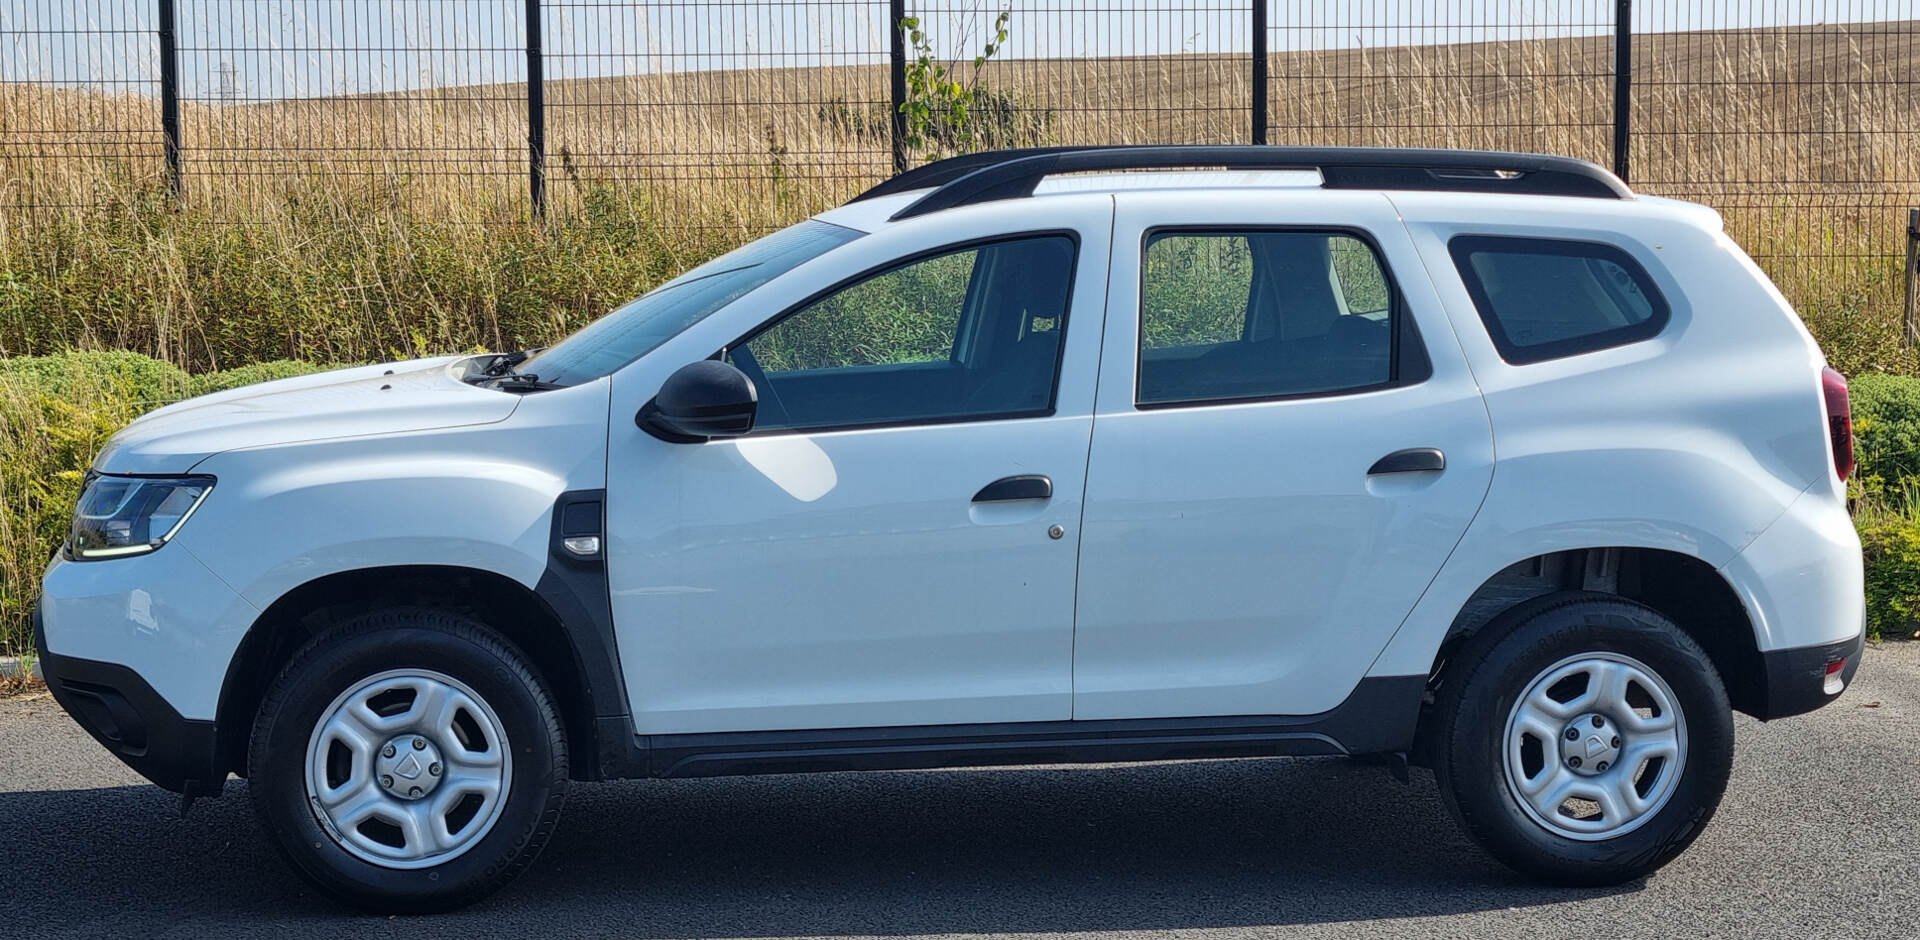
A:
[
  {"left": 1072, "top": 190, "right": 1495, "bottom": 720},
  {"left": 607, "top": 213, "right": 1112, "bottom": 734}
]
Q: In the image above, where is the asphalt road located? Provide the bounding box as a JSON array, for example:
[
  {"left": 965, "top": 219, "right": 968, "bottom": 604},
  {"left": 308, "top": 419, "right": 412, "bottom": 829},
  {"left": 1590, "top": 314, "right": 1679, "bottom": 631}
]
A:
[{"left": 2, "top": 644, "right": 1916, "bottom": 940}]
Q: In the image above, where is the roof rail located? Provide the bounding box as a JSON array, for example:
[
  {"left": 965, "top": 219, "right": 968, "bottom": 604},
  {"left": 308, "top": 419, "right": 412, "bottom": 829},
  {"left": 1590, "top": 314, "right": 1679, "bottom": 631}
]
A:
[
  {"left": 867, "top": 146, "right": 1630, "bottom": 221},
  {"left": 848, "top": 147, "right": 1089, "bottom": 203}
]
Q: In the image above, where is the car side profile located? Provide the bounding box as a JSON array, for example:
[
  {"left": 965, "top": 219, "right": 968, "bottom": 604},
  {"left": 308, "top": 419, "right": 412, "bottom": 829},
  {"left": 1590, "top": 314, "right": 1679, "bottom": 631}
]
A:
[{"left": 36, "top": 146, "right": 1864, "bottom": 912}]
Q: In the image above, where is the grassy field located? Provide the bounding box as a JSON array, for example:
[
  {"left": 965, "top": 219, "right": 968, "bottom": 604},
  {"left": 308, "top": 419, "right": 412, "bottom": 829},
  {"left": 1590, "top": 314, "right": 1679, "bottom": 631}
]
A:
[{"left": 0, "top": 20, "right": 1917, "bottom": 655}]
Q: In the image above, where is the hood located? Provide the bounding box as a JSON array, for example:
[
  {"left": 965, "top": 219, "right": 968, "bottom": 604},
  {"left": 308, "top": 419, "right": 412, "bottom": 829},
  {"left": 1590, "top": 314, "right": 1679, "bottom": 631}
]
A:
[{"left": 93, "top": 356, "right": 522, "bottom": 474}]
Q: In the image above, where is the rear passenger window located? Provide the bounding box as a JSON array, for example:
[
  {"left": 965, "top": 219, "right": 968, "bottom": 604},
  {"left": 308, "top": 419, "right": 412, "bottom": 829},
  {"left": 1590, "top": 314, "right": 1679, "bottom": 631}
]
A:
[
  {"left": 1448, "top": 235, "right": 1669, "bottom": 365},
  {"left": 1137, "top": 230, "right": 1411, "bottom": 406}
]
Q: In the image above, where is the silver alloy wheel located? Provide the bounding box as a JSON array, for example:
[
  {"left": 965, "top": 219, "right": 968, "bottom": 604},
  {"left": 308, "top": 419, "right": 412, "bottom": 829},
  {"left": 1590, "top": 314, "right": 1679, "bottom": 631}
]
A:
[
  {"left": 304, "top": 669, "right": 512, "bottom": 869},
  {"left": 1501, "top": 652, "right": 1687, "bottom": 841}
]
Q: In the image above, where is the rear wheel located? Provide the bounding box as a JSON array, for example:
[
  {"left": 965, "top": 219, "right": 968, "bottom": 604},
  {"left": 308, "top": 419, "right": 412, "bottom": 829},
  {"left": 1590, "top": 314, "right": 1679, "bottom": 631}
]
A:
[
  {"left": 248, "top": 608, "right": 568, "bottom": 912},
  {"left": 1431, "top": 593, "right": 1733, "bottom": 885}
]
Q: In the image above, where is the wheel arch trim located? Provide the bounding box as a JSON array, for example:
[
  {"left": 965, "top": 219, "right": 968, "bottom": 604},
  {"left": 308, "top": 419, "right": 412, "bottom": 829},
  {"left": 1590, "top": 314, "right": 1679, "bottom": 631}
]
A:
[
  {"left": 1381, "top": 544, "right": 1770, "bottom": 717},
  {"left": 213, "top": 490, "right": 637, "bottom": 781}
]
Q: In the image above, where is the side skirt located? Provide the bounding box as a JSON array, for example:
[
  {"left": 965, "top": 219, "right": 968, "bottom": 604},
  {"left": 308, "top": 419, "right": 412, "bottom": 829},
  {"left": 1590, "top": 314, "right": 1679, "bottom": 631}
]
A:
[{"left": 633, "top": 674, "right": 1427, "bottom": 780}]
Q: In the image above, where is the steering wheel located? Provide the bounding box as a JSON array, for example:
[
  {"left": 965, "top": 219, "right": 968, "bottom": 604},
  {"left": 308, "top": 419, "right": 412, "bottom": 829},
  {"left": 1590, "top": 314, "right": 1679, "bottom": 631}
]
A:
[{"left": 727, "top": 345, "right": 792, "bottom": 429}]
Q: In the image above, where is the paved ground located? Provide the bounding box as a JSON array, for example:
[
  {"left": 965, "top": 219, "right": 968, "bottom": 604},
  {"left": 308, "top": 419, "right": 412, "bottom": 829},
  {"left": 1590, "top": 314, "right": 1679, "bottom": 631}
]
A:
[{"left": 1, "top": 645, "right": 1915, "bottom": 940}]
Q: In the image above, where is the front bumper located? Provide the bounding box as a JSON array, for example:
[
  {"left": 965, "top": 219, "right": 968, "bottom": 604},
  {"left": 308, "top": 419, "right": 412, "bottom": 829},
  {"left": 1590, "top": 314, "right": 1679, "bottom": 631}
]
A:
[
  {"left": 1756, "top": 632, "right": 1864, "bottom": 720},
  {"left": 34, "top": 607, "right": 225, "bottom": 796}
]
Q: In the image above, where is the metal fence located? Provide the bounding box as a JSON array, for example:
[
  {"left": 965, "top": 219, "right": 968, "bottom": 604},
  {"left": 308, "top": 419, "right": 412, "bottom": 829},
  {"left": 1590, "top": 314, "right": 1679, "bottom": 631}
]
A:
[
  {"left": 1, "top": 0, "right": 164, "bottom": 208},
  {"left": 2, "top": 1, "right": 1916, "bottom": 308},
  {"left": 172, "top": 0, "right": 532, "bottom": 208}
]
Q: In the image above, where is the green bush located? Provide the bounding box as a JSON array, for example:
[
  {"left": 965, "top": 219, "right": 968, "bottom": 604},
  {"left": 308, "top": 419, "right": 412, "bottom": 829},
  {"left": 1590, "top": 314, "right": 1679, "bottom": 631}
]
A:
[
  {"left": 187, "top": 359, "right": 329, "bottom": 396},
  {"left": 1848, "top": 372, "right": 1920, "bottom": 502},
  {"left": 0, "top": 348, "right": 190, "bottom": 402},
  {"left": 0, "top": 351, "right": 331, "bottom": 655},
  {"left": 1861, "top": 517, "right": 1920, "bottom": 640}
]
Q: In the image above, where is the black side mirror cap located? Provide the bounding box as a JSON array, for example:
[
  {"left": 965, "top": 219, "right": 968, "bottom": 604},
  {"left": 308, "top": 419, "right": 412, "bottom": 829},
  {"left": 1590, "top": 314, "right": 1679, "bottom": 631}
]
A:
[{"left": 637, "top": 359, "right": 758, "bottom": 443}]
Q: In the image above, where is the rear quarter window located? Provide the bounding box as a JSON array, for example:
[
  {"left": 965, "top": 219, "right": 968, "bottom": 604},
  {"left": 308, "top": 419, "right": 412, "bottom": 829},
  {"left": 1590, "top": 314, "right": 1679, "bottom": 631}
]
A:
[{"left": 1448, "top": 235, "right": 1669, "bottom": 365}]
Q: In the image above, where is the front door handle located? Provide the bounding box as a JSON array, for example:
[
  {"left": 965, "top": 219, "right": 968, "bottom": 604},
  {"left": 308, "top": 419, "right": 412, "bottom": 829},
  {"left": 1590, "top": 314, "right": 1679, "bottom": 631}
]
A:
[
  {"left": 973, "top": 474, "right": 1053, "bottom": 502},
  {"left": 1368, "top": 448, "right": 1446, "bottom": 475}
]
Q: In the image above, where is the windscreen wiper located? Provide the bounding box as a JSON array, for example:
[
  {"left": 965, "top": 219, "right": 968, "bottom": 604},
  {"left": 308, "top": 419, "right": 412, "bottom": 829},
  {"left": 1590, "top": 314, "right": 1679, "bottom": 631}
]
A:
[
  {"left": 464, "top": 350, "right": 561, "bottom": 391},
  {"left": 492, "top": 371, "right": 564, "bottom": 391},
  {"left": 483, "top": 348, "right": 538, "bottom": 377}
]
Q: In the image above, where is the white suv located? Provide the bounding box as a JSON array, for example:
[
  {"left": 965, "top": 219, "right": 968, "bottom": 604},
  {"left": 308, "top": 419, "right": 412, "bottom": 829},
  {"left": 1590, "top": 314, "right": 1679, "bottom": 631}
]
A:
[{"left": 36, "top": 147, "right": 1865, "bottom": 911}]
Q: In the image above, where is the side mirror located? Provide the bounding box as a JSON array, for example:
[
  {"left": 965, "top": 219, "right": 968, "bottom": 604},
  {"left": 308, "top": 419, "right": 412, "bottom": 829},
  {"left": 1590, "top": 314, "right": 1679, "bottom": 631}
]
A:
[{"left": 637, "top": 359, "right": 758, "bottom": 443}]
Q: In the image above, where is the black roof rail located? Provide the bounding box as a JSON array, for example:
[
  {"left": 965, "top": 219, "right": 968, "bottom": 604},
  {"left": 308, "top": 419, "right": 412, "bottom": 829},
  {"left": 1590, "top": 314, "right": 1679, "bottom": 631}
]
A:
[
  {"left": 866, "top": 145, "right": 1630, "bottom": 221},
  {"left": 848, "top": 147, "right": 1090, "bottom": 203}
]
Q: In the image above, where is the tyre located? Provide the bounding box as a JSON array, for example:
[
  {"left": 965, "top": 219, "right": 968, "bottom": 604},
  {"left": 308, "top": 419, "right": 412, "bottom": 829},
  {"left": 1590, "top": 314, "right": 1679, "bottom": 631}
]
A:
[
  {"left": 1430, "top": 592, "right": 1734, "bottom": 885},
  {"left": 247, "top": 607, "right": 569, "bottom": 912}
]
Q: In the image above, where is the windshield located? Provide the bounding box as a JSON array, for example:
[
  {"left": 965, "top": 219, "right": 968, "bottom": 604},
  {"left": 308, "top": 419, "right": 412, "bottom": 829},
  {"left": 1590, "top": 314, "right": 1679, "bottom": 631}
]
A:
[{"left": 524, "top": 219, "right": 863, "bottom": 386}]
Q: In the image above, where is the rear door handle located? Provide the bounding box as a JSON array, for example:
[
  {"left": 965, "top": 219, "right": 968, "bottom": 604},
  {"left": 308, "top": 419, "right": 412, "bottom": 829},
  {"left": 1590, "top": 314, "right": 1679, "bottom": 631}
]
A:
[
  {"left": 1368, "top": 448, "right": 1446, "bottom": 475},
  {"left": 973, "top": 474, "right": 1053, "bottom": 502}
]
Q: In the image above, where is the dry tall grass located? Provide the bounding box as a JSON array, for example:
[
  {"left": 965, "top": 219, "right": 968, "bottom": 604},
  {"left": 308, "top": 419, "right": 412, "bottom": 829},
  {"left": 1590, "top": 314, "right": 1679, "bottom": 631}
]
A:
[
  {"left": 0, "top": 20, "right": 1915, "bottom": 367},
  {"left": 1257, "top": 22, "right": 1919, "bottom": 370}
]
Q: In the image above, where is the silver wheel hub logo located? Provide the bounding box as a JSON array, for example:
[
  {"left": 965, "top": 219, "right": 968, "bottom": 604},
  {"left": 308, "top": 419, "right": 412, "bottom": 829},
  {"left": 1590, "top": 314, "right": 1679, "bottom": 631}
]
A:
[
  {"left": 1561, "top": 713, "right": 1622, "bottom": 776},
  {"left": 394, "top": 753, "right": 424, "bottom": 779},
  {"left": 375, "top": 734, "right": 446, "bottom": 799}
]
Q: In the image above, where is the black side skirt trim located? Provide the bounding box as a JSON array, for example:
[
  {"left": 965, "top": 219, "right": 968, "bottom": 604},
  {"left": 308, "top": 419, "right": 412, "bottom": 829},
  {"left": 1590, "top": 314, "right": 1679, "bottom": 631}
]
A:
[{"left": 639, "top": 674, "right": 1426, "bottom": 779}]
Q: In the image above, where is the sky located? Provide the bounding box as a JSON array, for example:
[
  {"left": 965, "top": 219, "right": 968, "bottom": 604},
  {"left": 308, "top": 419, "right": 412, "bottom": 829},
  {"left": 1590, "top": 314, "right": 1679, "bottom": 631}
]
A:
[{"left": 1, "top": 1, "right": 1912, "bottom": 101}]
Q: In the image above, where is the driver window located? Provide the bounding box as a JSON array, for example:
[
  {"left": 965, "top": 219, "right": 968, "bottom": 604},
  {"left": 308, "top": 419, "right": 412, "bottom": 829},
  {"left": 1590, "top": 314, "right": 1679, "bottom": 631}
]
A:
[{"left": 730, "top": 234, "right": 1076, "bottom": 432}]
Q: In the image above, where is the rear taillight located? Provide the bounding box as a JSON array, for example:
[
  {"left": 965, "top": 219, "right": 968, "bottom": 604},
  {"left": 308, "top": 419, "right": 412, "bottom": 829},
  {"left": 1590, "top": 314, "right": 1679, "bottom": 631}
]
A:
[{"left": 1822, "top": 367, "right": 1854, "bottom": 480}]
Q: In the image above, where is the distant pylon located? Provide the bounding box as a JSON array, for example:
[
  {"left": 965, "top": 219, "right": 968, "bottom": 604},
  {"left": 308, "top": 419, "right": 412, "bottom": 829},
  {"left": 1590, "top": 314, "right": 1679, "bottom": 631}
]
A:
[{"left": 215, "top": 60, "right": 241, "bottom": 99}]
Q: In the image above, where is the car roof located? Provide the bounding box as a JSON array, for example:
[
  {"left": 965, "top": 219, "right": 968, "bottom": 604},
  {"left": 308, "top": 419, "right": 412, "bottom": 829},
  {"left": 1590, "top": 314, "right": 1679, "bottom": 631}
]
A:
[{"left": 813, "top": 169, "right": 1720, "bottom": 237}]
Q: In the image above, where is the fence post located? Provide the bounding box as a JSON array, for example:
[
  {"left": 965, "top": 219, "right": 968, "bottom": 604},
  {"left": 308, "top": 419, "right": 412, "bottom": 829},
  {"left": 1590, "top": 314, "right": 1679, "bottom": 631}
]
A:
[
  {"left": 157, "top": 0, "right": 182, "bottom": 200},
  {"left": 1250, "top": 1, "right": 1267, "bottom": 145},
  {"left": 1612, "top": 0, "right": 1632, "bottom": 182},
  {"left": 1904, "top": 208, "right": 1919, "bottom": 348},
  {"left": 525, "top": 0, "right": 547, "bottom": 218},
  {"left": 889, "top": 0, "right": 908, "bottom": 173}
]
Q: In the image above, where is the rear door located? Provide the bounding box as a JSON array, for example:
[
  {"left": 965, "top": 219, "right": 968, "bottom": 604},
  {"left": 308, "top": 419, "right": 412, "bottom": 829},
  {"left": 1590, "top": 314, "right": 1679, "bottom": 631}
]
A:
[{"left": 1072, "top": 190, "right": 1494, "bottom": 720}]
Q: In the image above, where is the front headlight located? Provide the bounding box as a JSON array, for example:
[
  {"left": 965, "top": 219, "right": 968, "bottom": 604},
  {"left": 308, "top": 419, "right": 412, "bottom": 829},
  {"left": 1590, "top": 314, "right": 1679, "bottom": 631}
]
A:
[{"left": 67, "top": 474, "right": 214, "bottom": 560}]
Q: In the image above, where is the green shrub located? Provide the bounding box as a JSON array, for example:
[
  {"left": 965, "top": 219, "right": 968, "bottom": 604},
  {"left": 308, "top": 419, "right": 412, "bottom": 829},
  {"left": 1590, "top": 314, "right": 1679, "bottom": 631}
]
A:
[
  {"left": 187, "top": 359, "right": 330, "bottom": 396},
  {"left": 1848, "top": 372, "right": 1920, "bottom": 502},
  {"left": 0, "top": 349, "right": 191, "bottom": 402},
  {"left": 1861, "top": 516, "right": 1920, "bottom": 640},
  {"left": 0, "top": 351, "right": 331, "bottom": 655},
  {"left": 896, "top": 12, "right": 1054, "bottom": 157}
]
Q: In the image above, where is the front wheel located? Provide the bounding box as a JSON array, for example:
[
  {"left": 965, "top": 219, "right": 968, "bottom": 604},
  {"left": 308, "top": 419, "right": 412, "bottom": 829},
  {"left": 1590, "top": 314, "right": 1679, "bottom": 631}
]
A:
[
  {"left": 247, "top": 608, "right": 569, "bottom": 912},
  {"left": 1431, "top": 593, "right": 1734, "bottom": 885}
]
